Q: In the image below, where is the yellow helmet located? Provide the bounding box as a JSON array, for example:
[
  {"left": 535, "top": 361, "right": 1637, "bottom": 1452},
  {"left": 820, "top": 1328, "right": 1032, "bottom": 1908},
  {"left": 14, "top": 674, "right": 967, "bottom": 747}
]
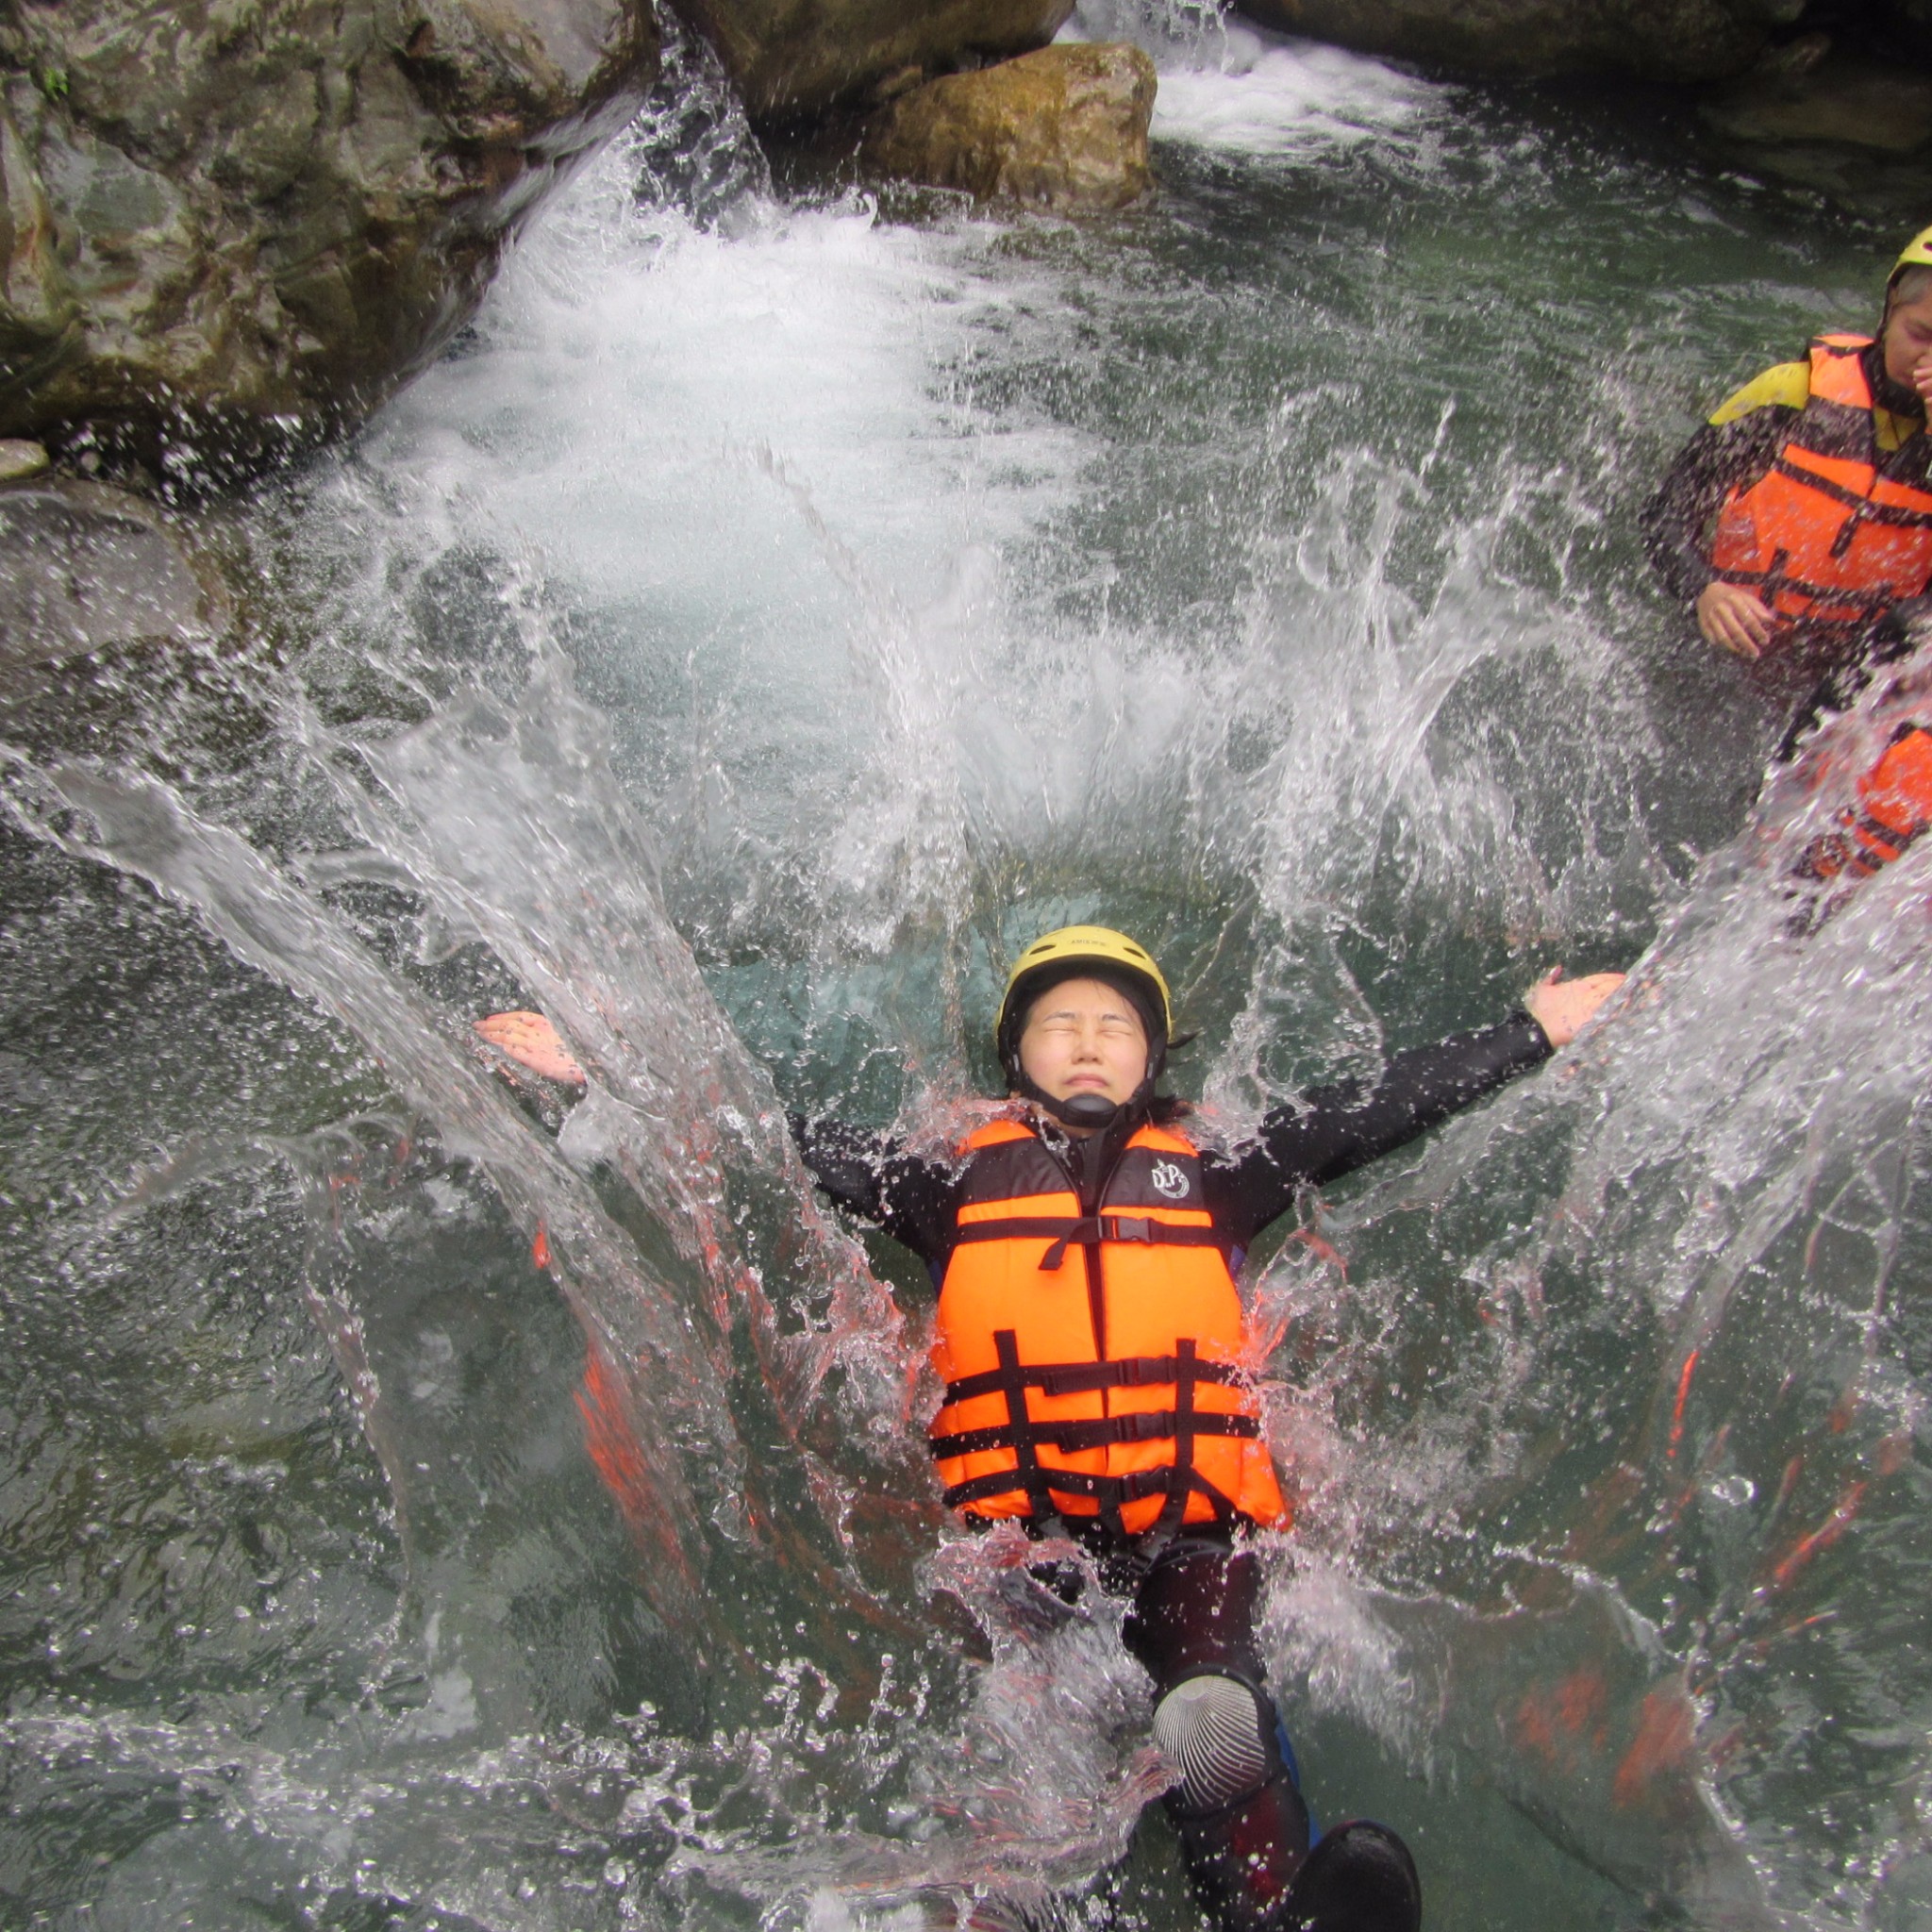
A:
[
  {"left": 994, "top": 924, "right": 1174, "bottom": 1065},
  {"left": 1891, "top": 225, "right": 1932, "bottom": 283}
]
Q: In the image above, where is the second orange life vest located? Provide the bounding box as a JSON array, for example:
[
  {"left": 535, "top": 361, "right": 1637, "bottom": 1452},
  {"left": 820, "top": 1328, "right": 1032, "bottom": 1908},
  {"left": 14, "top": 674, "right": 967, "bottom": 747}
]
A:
[
  {"left": 1711, "top": 334, "right": 1932, "bottom": 628},
  {"left": 1798, "top": 719, "right": 1932, "bottom": 881},
  {"left": 927, "top": 1116, "right": 1290, "bottom": 1541}
]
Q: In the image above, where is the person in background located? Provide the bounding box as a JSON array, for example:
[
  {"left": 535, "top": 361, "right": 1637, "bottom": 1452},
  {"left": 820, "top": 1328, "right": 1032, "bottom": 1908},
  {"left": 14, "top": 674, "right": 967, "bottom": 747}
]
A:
[
  {"left": 1643, "top": 225, "right": 1932, "bottom": 667},
  {"left": 1644, "top": 227, "right": 1932, "bottom": 908}
]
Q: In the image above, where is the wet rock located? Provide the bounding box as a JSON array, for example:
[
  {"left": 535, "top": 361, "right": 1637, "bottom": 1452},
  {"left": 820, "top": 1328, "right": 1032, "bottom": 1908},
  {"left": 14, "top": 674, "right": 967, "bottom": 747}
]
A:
[
  {"left": 0, "top": 1, "right": 658, "bottom": 484},
  {"left": 0, "top": 437, "right": 47, "bottom": 479},
  {"left": 1702, "top": 42, "right": 1932, "bottom": 153},
  {"left": 1232, "top": 0, "right": 1782, "bottom": 83},
  {"left": 0, "top": 479, "right": 232, "bottom": 685},
  {"left": 861, "top": 42, "right": 1156, "bottom": 211},
  {"left": 679, "top": 0, "right": 1076, "bottom": 124}
]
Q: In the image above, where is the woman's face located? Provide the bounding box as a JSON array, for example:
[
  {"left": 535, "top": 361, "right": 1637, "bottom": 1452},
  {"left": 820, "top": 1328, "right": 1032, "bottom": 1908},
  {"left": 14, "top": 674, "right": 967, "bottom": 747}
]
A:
[
  {"left": 1017, "top": 976, "right": 1150, "bottom": 1108},
  {"left": 1883, "top": 286, "right": 1932, "bottom": 390}
]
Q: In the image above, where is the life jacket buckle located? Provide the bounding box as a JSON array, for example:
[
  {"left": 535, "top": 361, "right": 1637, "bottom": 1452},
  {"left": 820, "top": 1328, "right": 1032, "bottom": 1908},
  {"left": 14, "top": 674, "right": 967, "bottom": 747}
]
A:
[
  {"left": 1106, "top": 1214, "right": 1153, "bottom": 1243},
  {"left": 1039, "top": 1217, "right": 1101, "bottom": 1270}
]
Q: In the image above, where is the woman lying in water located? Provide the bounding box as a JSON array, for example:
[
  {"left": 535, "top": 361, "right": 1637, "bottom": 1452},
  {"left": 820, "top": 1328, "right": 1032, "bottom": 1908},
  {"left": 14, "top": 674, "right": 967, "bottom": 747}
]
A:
[{"left": 480, "top": 925, "right": 1623, "bottom": 1932}]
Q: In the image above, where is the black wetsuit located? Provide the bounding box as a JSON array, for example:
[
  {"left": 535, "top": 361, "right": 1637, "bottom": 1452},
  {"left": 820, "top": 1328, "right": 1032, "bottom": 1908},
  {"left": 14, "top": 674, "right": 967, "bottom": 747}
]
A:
[
  {"left": 789, "top": 1011, "right": 1551, "bottom": 1932},
  {"left": 791, "top": 1012, "right": 1550, "bottom": 1289}
]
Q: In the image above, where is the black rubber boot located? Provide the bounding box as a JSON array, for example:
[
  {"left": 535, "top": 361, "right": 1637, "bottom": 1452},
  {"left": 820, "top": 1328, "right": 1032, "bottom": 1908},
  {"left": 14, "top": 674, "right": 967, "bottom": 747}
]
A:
[{"left": 1271, "top": 1820, "right": 1422, "bottom": 1932}]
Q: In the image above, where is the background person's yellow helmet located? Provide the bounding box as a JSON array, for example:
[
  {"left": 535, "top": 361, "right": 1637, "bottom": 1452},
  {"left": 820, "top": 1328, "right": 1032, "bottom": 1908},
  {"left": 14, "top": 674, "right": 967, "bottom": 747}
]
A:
[
  {"left": 1891, "top": 225, "right": 1932, "bottom": 285},
  {"left": 994, "top": 924, "right": 1174, "bottom": 1086}
]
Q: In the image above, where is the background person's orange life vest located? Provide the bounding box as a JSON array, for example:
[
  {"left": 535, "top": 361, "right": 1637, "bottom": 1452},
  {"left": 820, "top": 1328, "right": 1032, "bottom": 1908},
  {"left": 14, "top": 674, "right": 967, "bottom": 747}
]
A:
[
  {"left": 928, "top": 1118, "right": 1291, "bottom": 1540},
  {"left": 1710, "top": 335, "right": 1932, "bottom": 628},
  {"left": 1798, "top": 720, "right": 1932, "bottom": 882}
]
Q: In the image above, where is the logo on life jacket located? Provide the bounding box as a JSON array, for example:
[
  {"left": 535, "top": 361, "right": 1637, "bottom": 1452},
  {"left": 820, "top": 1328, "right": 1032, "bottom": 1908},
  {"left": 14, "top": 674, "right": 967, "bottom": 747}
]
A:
[
  {"left": 1710, "top": 334, "right": 1932, "bottom": 630},
  {"left": 1150, "top": 1159, "right": 1191, "bottom": 1200}
]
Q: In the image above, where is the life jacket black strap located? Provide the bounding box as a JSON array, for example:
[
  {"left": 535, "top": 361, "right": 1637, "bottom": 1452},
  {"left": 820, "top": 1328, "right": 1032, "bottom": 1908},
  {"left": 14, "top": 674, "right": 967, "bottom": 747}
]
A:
[
  {"left": 941, "top": 1463, "right": 1171, "bottom": 1510},
  {"left": 988, "top": 1327, "right": 1060, "bottom": 1529},
  {"left": 1155, "top": 1337, "right": 1203, "bottom": 1541},
  {"left": 951, "top": 1213, "right": 1225, "bottom": 1271},
  {"left": 941, "top": 1461, "right": 1249, "bottom": 1524},
  {"left": 1772, "top": 455, "right": 1932, "bottom": 530},
  {"left": 928, "top": 1408, "right": 1260, "bottom": 1461},
  {"left": 936, "top": 1334, "right": 1251, "bottom": 1540},
  {"left": 1712, "top": 557, "right": 1894, "bottom": 617},
  {"left": 941, "top": 1352, "right": 1242, "bottom": 1407},
  {"left": 1851, "top": 806, "right": 1930, "bottom": 864}
]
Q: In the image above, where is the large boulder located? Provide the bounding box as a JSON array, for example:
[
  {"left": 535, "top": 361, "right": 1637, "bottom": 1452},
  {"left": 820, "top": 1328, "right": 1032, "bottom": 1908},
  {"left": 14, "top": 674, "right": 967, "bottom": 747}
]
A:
[
  {"left": 0, "top": 1, "right": 658, "bottom": 484},
  {"left": 1232, "top": 0, "right": 1796, "bottom": 83},
  {"left": 861, "top": 41, "right": 1155, "bottom": 209},
  {"left": 675, "top": 0, "right": 1076, "bottom": 124},
  {"left": 0, "top": 477, "right": 232, "bottom": 699}
]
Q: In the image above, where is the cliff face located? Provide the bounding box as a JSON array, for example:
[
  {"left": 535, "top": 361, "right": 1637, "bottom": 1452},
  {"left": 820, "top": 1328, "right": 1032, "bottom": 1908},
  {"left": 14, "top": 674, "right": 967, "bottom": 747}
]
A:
[{"left": 0, "top": 0, "right": 661, "bottom": 482}]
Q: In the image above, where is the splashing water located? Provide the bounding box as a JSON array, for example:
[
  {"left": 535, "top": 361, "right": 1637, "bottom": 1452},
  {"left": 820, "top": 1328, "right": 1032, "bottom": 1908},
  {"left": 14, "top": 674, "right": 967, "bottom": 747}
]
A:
[{"left": 3, "top": 11, "right": 1930, "bottom": 1930}]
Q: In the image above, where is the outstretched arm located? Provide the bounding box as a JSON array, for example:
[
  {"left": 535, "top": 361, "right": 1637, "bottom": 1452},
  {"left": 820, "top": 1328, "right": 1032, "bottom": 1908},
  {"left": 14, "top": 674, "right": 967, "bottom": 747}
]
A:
[
  {"left": 787, "top": 1113, "right": 958, "bottom": 1268},
  {"left": 1206, "top": 974, "right": 1623, "bottom": 1244},
  {"left": 471, "top": 1008, "right": 962, "bottom": 1268}
]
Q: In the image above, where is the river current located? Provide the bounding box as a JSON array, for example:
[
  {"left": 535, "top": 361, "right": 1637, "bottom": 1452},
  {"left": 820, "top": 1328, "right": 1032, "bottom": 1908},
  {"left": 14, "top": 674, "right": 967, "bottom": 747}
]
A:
[{"left": 4, "top": 8, "right": 1931, "bottom": 1929}]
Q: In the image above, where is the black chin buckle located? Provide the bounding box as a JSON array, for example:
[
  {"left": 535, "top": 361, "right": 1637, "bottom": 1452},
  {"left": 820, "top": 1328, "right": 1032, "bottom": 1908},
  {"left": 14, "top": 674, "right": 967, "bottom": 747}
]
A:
[{"left": 1056, "top": 1091, "right": 1120, "bottom": 1131}]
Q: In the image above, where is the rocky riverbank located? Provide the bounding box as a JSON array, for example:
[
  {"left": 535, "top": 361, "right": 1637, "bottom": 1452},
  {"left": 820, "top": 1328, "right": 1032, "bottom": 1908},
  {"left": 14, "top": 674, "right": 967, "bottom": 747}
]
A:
[
  {"left": 0, "top": 0, "right": 1088, "bottom": 491},
  {"left": 8, "top": 0, "right": 1932, "bottom": 508},
  {"left": 0, "top": 1, "right": 662, "bottom": 485},
  {"left": 1227, "top": 0, "right": 1778, "bottom": 82}
]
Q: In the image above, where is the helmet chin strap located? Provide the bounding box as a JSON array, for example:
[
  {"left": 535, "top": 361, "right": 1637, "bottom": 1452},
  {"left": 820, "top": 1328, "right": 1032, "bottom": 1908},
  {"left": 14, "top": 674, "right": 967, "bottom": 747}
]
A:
[{"left": 1013, "top": 1068, "right": 1158, "bottom": 1133}]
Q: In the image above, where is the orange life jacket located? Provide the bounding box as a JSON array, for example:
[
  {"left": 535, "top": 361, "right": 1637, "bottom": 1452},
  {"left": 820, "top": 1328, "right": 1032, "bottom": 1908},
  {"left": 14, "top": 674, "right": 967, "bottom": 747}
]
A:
[
  {"left": 928, "top": 1117, "right": 1291, "bottom": 1540},
  {"left": 1797, "top": 719, "right": 1932, "bottom": 881},
  {"left": 1710, "top": 335, "right": 1932, "bottom": 628}
]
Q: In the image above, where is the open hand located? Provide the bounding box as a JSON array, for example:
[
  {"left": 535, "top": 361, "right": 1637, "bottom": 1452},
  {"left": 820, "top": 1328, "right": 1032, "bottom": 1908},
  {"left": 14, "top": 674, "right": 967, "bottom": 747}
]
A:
[
  {"left": 1523, "top": 968, "right": 1625, "bottom": 1049},
  {"left": 475, "top": 1010, "right": 587, "bottom": 1087},
  {"left": 1696, "top": 579, "right": 1774, "bottom": 659}
]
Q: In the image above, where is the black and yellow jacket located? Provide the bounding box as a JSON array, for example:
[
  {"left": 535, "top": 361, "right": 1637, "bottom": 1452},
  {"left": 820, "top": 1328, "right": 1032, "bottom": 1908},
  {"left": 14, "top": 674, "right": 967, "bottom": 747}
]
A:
[{"left": 1642, "top": 337, "right": 1932, "bottom": 613}]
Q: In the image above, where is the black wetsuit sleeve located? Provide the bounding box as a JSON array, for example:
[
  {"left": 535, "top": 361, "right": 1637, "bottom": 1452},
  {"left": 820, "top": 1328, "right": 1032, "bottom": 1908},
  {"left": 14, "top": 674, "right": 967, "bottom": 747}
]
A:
[
  {"left": 787, "top": 1113, "right": 956, "bottom": 1266},
  {"left": 1201, "top": 1011, "right": 1553, "bottom": 1248},
  {"left": 1640, "top": 410, "right": 1795, "bottom": 606}
]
